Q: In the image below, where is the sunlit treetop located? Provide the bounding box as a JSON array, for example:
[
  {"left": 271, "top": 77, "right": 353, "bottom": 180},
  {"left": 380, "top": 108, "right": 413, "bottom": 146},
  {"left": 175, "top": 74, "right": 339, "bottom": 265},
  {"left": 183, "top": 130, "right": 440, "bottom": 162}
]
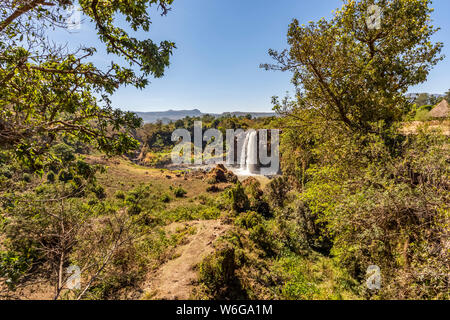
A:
[{"left": 263, "top": 0, "right": 443, "bottom": 133}]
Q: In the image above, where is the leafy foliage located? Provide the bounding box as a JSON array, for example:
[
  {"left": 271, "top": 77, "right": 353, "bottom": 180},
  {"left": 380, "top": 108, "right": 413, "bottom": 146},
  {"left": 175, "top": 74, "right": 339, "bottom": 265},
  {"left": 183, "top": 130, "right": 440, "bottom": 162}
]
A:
[
  {"left": 0, "top": 0, "right": 176, "bottom": 299},
  {"left": 263, "top": 0, "right": 443, "bottom": 133},
  {"left": 0, "top": 0, "right": 176, "bottom": 170},
  {"left": 260, "top": 0, "right": 449, "bottom": 299}
]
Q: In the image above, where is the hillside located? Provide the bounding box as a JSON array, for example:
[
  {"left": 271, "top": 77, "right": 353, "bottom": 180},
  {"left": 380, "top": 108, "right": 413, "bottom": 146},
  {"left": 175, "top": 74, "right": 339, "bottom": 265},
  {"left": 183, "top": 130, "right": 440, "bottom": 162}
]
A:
[
  {"left": 1, "top": 0, "right": 449, "bottom": 303},
  {"left": 135, "top": 109, "right": 277, "bottom": 123},
  {"left": 0, "top": 156, "right": 360, "bottom": 300}
]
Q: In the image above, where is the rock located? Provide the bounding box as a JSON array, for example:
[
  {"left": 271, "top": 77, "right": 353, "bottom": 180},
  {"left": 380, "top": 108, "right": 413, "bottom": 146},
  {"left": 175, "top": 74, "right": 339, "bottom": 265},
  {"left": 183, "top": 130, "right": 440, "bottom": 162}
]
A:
[{"left": 206, "top": 165, "right": 238, "bottom": 184}]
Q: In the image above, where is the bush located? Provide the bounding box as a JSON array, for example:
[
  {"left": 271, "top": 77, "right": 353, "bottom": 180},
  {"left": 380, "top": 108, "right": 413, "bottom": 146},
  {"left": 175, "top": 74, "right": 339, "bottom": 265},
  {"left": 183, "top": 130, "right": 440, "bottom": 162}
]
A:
[
  {"left": 46, "top": 172, "right": 55, "bottom": 183},
  {"left": 265, "top": 177, "right": 290, "bottom": 208},
  {"left": 161, "top": 204, "right": 221, "bottom": 222},
  {"left": 226, "top": 182, "right": 249, "bottom": 214},
  {"left": 299, "top": 130, "right": 450, "bottom": 299},
  {"left": 126, "top": 185, "right": 151, "bottom": 215},
  {"left": 414, "top": 109, "right": 431, "bottom": 121},
  {"left": 91, "top": 184, "right": 106, "bottom": 200},
  {"left": 22, "top": 173, "right": 31, "bottom": 183},
  {"left": 0, "top": 167, "right": 13, "bottom": 179},
  {"left": 160, "top": 193, "right": 172, "bottom": 203},
  {"left": 58, "top": 170, "right": 73, "bottom": 182},
  {"left": 206, "top": 185, "right": 220, "bottom": 193},
  {"left": 198, "top": 244, "right": 237, "bottom": 298},
  {"left": 0, "top": 250, "right": 32, "bottom": 290},
  {"left": 173, "top": 186, "right": 187, "bottom": 198},
  {"left": 115, "top": 190, "right": 126, "bottom": 200},
  {"left": 235, "top": 211, "right": 262, "bottom": 229}
]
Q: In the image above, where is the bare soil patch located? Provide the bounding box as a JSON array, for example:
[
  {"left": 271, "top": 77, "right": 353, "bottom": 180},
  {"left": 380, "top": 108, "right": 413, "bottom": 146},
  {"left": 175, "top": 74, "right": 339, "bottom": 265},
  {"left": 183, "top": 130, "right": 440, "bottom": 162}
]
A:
[{"left": 143, "top": 219, "right": 230, "bottom": 300}]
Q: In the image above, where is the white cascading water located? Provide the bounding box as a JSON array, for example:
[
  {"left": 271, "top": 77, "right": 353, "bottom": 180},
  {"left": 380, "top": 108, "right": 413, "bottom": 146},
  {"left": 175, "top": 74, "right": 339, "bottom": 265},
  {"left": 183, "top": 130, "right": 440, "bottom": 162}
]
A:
[
  {"left": 238, "top": 131, "right": 258, "bottom": 174},
  {"left": 240, "top": 132, "right": 250, "bottom": 170},
  {"left": 246, "top": 131, "right": 258, "bottom": 173}
]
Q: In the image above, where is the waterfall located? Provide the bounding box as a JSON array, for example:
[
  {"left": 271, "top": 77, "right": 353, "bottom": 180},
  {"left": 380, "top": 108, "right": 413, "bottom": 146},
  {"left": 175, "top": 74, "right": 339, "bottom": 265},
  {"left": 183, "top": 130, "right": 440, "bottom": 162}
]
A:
[
  {"left": 230, "top": 129, "right": 279, "bottom": 177},
  {"left": 238, "top": 131, "right": 258, "bottom": 174},
  {"left": 240, "top": 132, "right": 250, "bottom": 170},
  {"left": 246, "top": 131, "right": 258, "bottom": 173}
]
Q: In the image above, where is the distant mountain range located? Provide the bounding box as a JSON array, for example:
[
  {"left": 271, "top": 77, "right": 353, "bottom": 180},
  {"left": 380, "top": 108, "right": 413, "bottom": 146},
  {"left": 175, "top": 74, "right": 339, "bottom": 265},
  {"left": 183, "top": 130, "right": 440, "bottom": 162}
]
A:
[{"left": 134, "top": 109, "right": 277, "bottom": 123}]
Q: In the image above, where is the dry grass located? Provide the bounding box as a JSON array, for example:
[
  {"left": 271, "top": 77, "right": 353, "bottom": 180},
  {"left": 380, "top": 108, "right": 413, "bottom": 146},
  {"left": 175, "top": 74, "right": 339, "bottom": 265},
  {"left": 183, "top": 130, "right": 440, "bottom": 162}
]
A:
[
  {"left": 401, "top": 120, "right": 450, "bottom": 136},
  {"left": 85, "top": 155, "right": 214, "bottom": 202}
]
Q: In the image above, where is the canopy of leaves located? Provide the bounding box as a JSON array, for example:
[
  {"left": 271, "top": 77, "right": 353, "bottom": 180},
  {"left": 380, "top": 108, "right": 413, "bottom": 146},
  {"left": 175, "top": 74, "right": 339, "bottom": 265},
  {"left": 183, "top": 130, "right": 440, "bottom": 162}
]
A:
[
  {"left": 0, "top": 0, "right": 176, "bottom": 171},
  {"left": 263, "top": 0, "right": 443, "bottom": 133}
]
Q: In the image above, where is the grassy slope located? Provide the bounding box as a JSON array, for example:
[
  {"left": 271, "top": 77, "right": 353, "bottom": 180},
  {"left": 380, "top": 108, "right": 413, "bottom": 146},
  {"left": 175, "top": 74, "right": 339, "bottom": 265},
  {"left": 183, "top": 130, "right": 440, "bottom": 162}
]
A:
[
  {"left": 5, "top": 156, "right": 360, "bottom": 300},
  {"left": 93, "top": 156, "right": 362, "bottom": 300}
]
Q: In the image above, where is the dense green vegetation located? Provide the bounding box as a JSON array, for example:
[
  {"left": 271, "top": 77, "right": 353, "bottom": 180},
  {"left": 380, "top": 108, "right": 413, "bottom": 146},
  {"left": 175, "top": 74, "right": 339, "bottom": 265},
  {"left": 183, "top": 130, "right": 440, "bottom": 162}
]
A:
[
  {"left": 134, "top": 114, "right": 277, "bottom": 166},
  {"left": 0, "top": 0, "right": 449, "bottom": 300},
  {"left": 0, "top": 0, "right": 178, "bottom": 299},
  {"left": 405, "top": 92, "right": 450, "bottom": 121},
  {"left": 194, "top": 0, "right": 449, "bottom": 300}
]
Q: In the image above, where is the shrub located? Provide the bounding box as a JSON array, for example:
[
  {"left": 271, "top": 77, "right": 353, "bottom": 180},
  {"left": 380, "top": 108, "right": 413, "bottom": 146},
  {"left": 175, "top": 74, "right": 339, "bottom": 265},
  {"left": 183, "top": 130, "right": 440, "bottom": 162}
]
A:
[
  {"left": 249, "top": 223, "right": 274, "bottom": 255},
  {"left": 22, "top": 173, "right": 31, "bottom": 183},
  {"left": 115, "top": 190, "right": 126, "bottom": 200},
  {"left": 0, "top": 250, "right": 32, "bottom": 290},
  {"left": 226, "top": 182, "right": 249, "bottom": 214},
  {"left": 46, "top": 172, "right": 55, "bottom": 183},
  {"left": 160, "top": 193, "right": 172, "bottom": 203},
  {"left": 173, "top": 186, "right": 187, "bottom": 198},
  {"left": 206, "top": 185, "right": 220, "bottom": 193},
  {"left": 125, "top": 185, "right": 151, "bottom": 215},
  {"left": 91, "top": 184, "right": 106, "bottom": 200},
  {"left": 273, "top": 255, "right": 320, "bottom": 300},
  {"left": 198, "top": 244, "right": 237, "bottom": 298},
  {"left": 235, "top": 211, "right": 262, "bottom": 229},
  {"left": 0, "top": 167, "right": 13, "bottom": 179},
  {"left": 51, "top": 143, "right": 76, "bottom": 163},
  {"left": 161, "top": 204, "right": 221, "bottom": 222},
  {"left": 265, "top": 177, "right": 290, "bottom": 208},
  {"left": 87, "top": 199, "right": 98, "bottom": 206},
  {"left": 414, "top": 109, "right": 431, "bottom": 121},
  {"left": 301, "top": 130, "right": 450, "bottom": 299}
]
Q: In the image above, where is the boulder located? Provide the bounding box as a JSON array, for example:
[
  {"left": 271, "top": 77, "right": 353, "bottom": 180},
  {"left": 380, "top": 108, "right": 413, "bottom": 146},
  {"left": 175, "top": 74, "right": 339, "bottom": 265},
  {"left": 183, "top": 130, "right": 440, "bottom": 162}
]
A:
[{"left": 206, "top": 164, "right": 238, "bottom": 184}]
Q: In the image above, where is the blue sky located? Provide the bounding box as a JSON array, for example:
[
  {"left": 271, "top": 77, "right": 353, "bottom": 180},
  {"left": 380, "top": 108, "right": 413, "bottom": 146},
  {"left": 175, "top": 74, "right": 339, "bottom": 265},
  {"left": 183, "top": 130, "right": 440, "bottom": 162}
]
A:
[{"left": 56, "top": 0, "right": 450, "bottom": 113}]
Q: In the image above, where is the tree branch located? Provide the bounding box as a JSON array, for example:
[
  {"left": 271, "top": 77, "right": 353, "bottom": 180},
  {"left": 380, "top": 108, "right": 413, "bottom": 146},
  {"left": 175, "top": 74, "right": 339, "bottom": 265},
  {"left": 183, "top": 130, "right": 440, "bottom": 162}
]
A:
[{"left": 0, "top": 0, "right": 54, "bottom": 33}]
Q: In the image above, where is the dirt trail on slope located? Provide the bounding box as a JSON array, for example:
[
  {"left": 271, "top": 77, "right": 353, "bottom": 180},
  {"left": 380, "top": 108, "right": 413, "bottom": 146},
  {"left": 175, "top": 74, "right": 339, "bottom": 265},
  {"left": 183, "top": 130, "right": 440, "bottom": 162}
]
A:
[{"left": 144, "top": 219, "right": 230, "bottom": 300}]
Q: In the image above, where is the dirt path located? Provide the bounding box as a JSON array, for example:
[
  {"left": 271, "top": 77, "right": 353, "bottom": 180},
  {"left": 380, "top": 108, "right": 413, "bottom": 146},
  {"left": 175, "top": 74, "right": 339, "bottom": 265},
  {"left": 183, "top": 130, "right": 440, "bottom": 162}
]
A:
[{"left": 144, "top": 219, "right": 230, "bottom": 300}]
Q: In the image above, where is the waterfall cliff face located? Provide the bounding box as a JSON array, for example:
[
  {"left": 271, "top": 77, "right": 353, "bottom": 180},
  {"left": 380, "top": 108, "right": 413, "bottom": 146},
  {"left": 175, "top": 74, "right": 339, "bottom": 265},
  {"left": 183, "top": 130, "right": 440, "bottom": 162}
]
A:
[
  {"left": 232, "top": 130, "right": 280, "bottom": 177},
  {"left": 246, "top": 131, "right": 258, "bottom": 173},
  {"left": 239, "top": 131, "right": 259, "bottom": 174},
  {"left": 240, "top": 132, "right": 250, "bottom": 170}
]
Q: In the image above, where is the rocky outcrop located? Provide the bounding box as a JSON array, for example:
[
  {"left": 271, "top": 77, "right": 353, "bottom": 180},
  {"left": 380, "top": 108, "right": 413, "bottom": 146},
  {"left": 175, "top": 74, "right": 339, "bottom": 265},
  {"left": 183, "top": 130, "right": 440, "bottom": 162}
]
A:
[{"left": 206, "top": 164, "right": 238, "bottom": 184}]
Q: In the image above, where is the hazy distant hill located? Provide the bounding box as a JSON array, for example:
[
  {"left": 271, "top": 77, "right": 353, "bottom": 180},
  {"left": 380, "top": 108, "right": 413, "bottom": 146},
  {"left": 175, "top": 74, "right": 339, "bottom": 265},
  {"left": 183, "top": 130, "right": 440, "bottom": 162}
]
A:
[
  {"left": 134, "top": 109, "right": 277, "bottom": 123},
  {"left": 135, "top": 109, "right": 203, "bottom": 123}
]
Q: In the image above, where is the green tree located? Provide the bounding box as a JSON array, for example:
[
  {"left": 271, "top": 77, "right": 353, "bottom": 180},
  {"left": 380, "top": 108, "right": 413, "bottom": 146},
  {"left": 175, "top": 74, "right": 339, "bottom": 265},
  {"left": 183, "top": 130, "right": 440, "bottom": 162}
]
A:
[
  {"left": 414, "top": 93, "right": 431, "bottom": 107},
  {"left": 0, "top": 0, "right": 175, "bottom": 171},
  {"left": 262, "top": 0, "right": 443, "bottom": 133},
  {"left": 264, "top": 0, "right": 449, "bottom": 299},
  {"left": 444, "top": 89, "right": 450, "bottom": 102}
]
